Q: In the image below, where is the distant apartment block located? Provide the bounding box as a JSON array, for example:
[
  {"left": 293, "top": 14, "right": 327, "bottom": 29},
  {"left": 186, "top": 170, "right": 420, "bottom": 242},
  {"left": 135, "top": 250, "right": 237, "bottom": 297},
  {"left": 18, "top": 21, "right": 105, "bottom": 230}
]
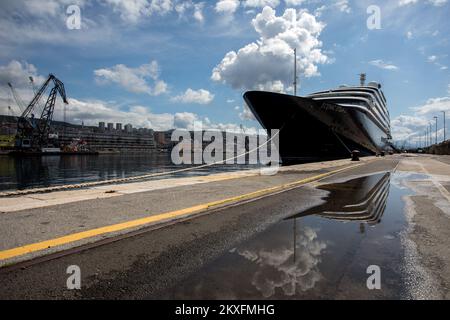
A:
[{"left": 124, "top": 124, "right": 133, "bottom": 133}]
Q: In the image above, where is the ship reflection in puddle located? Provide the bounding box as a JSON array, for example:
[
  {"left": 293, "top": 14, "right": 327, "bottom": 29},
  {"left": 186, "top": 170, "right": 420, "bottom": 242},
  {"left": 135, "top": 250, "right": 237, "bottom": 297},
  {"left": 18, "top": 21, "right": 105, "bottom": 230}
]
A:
[
  {"left": 166, "top": 172, "right": 410, "bottom": 299},
  {"left": 290, "top": 171, "right": 390, "bottom": 227}
]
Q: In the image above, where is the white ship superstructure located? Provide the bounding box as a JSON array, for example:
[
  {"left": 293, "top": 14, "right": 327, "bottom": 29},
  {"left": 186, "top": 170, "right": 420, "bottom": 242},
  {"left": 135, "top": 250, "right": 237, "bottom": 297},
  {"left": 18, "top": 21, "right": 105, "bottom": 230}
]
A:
[{"left": 307, "top": 74, "right": 391, "bottom": 139}]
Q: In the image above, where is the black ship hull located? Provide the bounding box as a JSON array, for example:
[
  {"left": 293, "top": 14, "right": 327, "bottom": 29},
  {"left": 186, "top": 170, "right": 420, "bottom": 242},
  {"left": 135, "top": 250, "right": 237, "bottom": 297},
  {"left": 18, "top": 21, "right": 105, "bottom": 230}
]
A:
[{"left": 244, "top": 91, "right": 390, "bottom": 164}]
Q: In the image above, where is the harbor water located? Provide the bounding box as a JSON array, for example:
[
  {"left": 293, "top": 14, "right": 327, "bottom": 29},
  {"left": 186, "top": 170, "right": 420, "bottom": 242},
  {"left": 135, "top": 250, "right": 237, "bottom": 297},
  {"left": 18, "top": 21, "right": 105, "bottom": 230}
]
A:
[{"left": 0, "top": 153, "right": 260, "bottom": 192}]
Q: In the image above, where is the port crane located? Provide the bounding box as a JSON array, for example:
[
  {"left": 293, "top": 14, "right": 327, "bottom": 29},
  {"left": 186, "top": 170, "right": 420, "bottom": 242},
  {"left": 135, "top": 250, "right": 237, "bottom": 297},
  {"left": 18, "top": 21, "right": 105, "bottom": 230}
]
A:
[
  {"left": 7, "top": 82, "right": 25, "bottom": 114},
  {"left": 15, "top": 74, "right": 68, "bottom": 150}
]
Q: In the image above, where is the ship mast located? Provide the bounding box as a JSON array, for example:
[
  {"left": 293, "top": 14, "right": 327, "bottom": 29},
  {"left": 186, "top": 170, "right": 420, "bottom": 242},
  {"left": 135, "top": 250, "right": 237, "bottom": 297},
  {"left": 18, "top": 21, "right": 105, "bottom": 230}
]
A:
[{"left": 293, "top": 48, "right": 298, "bottom": 96}]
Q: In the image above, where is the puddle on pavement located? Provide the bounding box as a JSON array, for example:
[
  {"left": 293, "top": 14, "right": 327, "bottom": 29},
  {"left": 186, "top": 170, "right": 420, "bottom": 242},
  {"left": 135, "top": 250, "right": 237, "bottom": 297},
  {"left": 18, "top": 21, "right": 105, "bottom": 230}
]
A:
[{"left": 163, "top": 171, "right": 423, "bottom": 299}]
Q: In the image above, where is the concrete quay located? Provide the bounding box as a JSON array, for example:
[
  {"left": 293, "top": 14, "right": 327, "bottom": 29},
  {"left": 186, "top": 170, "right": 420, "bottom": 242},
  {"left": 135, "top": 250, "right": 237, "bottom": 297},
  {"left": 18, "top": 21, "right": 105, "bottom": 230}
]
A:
[{"left": 0, "top": 154, "right": 449, "bottom": 299}]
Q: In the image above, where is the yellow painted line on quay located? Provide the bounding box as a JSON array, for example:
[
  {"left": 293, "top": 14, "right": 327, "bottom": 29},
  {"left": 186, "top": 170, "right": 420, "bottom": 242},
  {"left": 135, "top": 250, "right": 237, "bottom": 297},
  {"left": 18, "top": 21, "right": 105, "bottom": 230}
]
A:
[{"left": 0, "top": 161, "right": 368, "bottom": 263}]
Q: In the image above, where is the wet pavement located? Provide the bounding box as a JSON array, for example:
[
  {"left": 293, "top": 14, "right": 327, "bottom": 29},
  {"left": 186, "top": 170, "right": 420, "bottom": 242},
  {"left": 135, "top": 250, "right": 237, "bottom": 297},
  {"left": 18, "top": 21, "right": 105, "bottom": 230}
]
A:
[
  {"left": 161, "top": 171, "right": 415, "bottom": 299},
  {"left": 0, "top": 155, "right": 449, "bottom": 300}
]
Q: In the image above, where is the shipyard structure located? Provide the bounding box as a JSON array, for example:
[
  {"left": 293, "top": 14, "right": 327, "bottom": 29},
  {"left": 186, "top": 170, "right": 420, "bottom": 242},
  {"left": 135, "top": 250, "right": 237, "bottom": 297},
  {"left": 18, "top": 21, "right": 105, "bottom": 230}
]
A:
[
  {"left": 1, "top": 74, "right": 177, "bottom": 155},
  {"left": 62, "top": 121, "right": 157, "bottom": 153},
  {"left": 2, "top": 74, "right": 257, "bottom": 157},
  {"left": 0, "top": 115, "right": 174, "bottom": 153}
]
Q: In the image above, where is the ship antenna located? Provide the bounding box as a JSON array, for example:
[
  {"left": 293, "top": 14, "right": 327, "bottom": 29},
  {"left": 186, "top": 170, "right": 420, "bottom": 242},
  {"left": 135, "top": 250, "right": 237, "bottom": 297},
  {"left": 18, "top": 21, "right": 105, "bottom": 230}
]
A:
[
  {"left": 360, "top": 73, "right": 366, "bottom": 86},
  {"left": 293, "top": 48, "right": 298, "bottom": 96}
]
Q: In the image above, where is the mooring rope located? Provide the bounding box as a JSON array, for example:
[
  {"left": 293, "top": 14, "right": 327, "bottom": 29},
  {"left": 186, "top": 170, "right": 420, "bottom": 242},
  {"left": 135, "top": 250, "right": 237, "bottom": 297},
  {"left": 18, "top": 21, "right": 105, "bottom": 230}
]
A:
[
  {"left": 0, "top": 128, "right": 283, "bottom": 198},
  {"left": 331, "top": 129, "right": 352, "bottom": 155}
]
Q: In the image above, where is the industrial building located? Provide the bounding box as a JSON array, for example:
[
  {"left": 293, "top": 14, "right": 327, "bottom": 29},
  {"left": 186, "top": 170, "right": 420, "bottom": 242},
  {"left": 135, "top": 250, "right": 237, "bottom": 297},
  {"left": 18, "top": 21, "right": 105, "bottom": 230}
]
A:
[
  {"left": 1, "top": 115, "right": 258, "bottom": 155},
  {"left": 0, "top": 115, "right": 157, "bottom": 153}
]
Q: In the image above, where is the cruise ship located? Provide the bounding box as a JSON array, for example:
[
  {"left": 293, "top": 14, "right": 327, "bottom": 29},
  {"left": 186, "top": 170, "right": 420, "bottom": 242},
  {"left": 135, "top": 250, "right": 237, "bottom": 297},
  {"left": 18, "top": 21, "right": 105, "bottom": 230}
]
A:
[{"left": 244, "top": 74, "right": 392, "bottom": 164}]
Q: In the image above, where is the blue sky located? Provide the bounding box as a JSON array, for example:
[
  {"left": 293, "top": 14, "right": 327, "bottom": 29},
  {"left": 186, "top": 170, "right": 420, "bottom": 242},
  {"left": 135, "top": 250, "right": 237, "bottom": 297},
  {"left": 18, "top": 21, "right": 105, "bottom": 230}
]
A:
[{"left": 0, "top": 0, "right": 449, "bottom": 143}]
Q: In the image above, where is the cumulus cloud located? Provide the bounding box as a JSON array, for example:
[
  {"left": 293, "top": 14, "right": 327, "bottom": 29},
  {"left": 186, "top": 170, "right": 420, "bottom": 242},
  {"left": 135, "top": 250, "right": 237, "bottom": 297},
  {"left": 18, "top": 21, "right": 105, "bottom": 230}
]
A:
[
  {"left": 58, "top": 98, "right": 175, "bottom": 130},
  {"left": 175, "top": 0, "right": 205, "bottom": 23},
  {"left": 426, "top": 55, "right": 448, "bottom": 70},
  {"left": 427, "top": 0, "right": 448, "bottom": 5},
  {"left": 391, "top": 115, "right": 429, "bottom": 133},
  {"left": 54, "top": 99, "right": 256, "bottom": 132},
  {"left": 104, "top": 0, "right": 173, "bottom": 24},
  {"left": 335, "top": 0, "right": 351, "bottom": 12},
  {"left": 392, "top": 95, "right": 450, "bottom": 143},
  {"left": 284, "top": 0, "right": 306, "bottom": 6},
  {"left": 313, "top": 0, "right": 351, "bottom": 16},
  {"left": 1, "top": 0, "right": 87, "bottom": 18},
  {"left": 0, "top": 91, "right": 175, "bottom": 131},
  {"left": 0, "top": 59, "right": 170, "bottom": 129},
  {"left": 399, "top": 0, "right": 447, "bottom": 6},
  {"left": 103, "top": 0, "right": 207, "bottom": 24},
  {"left": 22, "top": 0, "right": 63, "bottom": 17},
  {"left": 170, "top": 111, "right": 260, "bottom": 132},
  {"left": 212, "top": 6, "right": 328, "bottom": 93},
  {"left": 243, "top": 0, "right": 281, "bottom": 8},
  {"left": 57, "top": 99, "right": 258, "bottom": 132},
  {"left": 369, "top": 59, "right": 399, "bottom": 70},
  {"left": 0, "top": 60, "right": 46, "bottom": 89},
  {"left": 0, "top": 60, "right": 258, "bottom": 134},
  {"left": 413, "top": 97, "right": 450, "bottom": 115},
  {"left": 0, "top": 1, "right": 120, "bottom": 59},
  {"left": 237, "top": 227, "right": 326, "bottom": 297},
  {"left": 399, "top": 0, "right": 418, "bottom": 6},
  {"left": 0, "top": 0, "right": 204, "bottom": 58},
  {"left": 239, "top": 104, "right": 256, "bottom": 120},
  {"left": 192, "top": 2, "right": 205, "bottom": 22},
  {"left": 215, "top": 0, "right": 240, "bottom": 14},
  {"left": 173, "top": 111, "right": 198, "bottom": 128},
  {"left": 391, "top": 114, "right": 439, "bottom": 144},
  {"left": 94, "top": 61, "right": 168, "bottom": 96},
  {"left": 1, "top": 92, "right": 253, "bottom": 133},
  {"left": 0, "top": 61, "right": 172, "bottom": 129},
  {"left": 172, "top": 88, "right": 214, "bottom": 104},
  {"left": 0, "top": 60, "right": 48, "bottom": 115}
]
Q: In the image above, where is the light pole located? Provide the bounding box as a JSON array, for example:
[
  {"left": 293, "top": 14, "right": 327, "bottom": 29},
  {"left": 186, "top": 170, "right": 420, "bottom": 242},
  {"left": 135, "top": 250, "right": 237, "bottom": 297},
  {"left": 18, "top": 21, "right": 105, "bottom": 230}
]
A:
[
  {"left": 443, "top": 111, "right": 446, "bottom": 142},
  {"left": 434, "top": 116, "right": 438, "bottom": 145},
  {"left": 429, "top": 123, "right": 433, "bottom": 146}
]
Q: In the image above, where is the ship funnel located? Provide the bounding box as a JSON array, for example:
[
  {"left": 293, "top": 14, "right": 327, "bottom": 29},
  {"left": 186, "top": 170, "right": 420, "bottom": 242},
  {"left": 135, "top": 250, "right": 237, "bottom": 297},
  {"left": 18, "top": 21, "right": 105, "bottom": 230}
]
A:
[{"left": 360, "top": 73, "right": 366, "bottom": 86}]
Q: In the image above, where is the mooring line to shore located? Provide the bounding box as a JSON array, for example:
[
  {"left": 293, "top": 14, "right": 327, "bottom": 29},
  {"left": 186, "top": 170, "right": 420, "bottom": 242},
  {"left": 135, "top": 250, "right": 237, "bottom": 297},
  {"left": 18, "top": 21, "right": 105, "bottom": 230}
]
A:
[
  {"left": 0, "top": 160, "right": 370, "bottom": 264},
  {"left": 0, "top": 129, "right": 283, "bottom": 198}
]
